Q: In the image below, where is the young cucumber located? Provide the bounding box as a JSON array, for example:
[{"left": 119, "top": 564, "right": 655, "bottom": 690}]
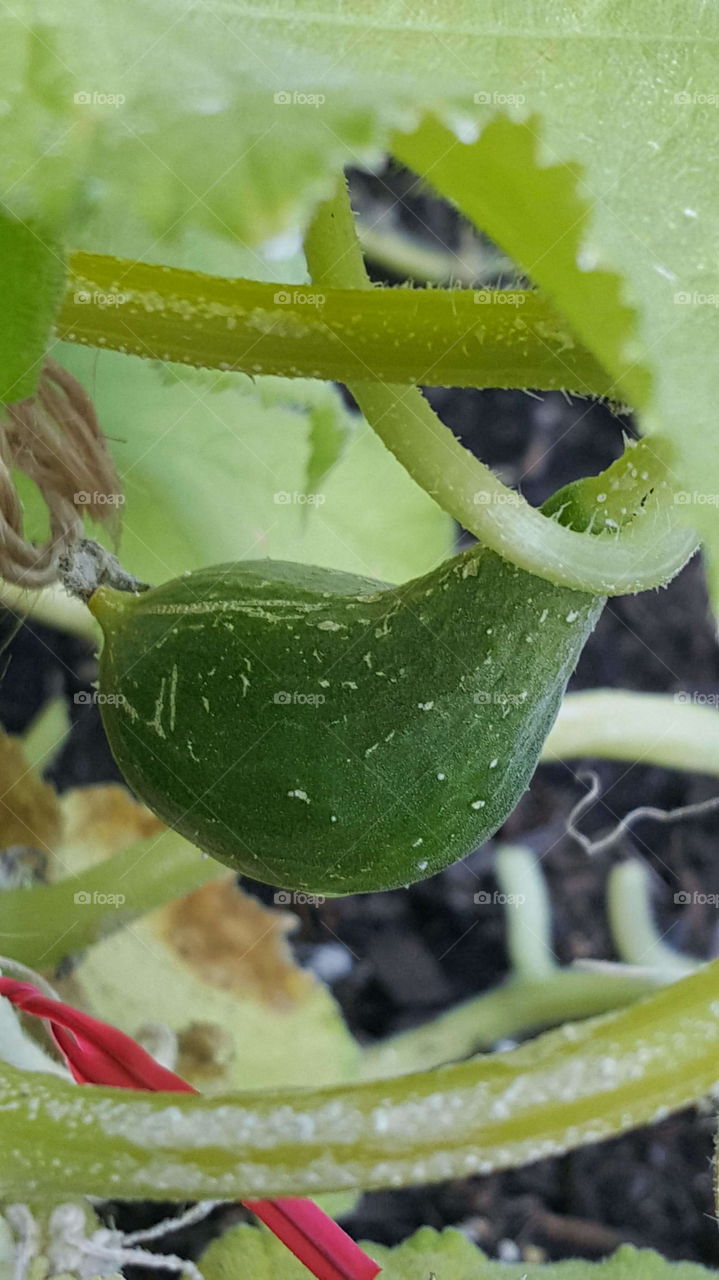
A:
[{"left": 90, "top": 545, "right": 603, "bottom": 895}]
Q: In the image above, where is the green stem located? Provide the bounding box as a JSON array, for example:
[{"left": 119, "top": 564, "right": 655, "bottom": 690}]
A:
[
  {"left": 357, "top": 220, "right": 512, "bottom": 286},
  {"left": 0, "top": 958, "right": 717, "bottom": 1201},
  {"left": 0, "top": 830, "right": 220, "bottom": 970},
  {"left": 360, "top": 967, "right": 662, "bottom": 1080},
  {"left": 362, "top": 845, "right": 666, "bottom": 1080},
  {"left": 58, "top": 252, "right": 609, "bottom": 396},
  {"left": 0, "top": 582, "right": 98, "bottom": 642},
  {"left": 544, "top": 690, "right": 719, "bottom": 777},
  {"left": 495, "top": 844, "right": 557, "bottom": 981},
  {"left": 607, "top": 861, "right": 696, "bottom": 977},
  {"left": 303, "top": 179, "right": 697, "bottom": 596}
]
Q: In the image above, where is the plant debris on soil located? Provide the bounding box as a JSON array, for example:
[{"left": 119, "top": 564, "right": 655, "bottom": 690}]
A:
[{"left": 1, "top": 170, "right": 719, "bottom": 1274}]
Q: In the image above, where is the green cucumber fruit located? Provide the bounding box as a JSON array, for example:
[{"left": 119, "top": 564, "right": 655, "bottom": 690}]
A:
[{"left": 90, "top": 546, "right": 603, "bottom": 895}]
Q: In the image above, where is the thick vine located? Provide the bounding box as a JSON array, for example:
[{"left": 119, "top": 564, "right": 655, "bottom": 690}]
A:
[{"left": 303, "top": 179, "right": 697, "bottom": 596}]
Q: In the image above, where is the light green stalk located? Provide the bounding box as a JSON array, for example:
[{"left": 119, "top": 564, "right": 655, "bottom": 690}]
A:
[
  {"left": 59, "top": 252, "right": 608, "bottom": 397},
  {"left": 0, "top": 958, "right": 717, "bottom": 1201},
  {"left": 304, "top": 179, "right": 696, "bottom": 596}
]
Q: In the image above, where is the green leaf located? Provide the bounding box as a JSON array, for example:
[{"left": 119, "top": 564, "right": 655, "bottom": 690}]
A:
[
  {"left": 0, "top": 210, "right": 65, "bottom": 401},
  {"left": 7, "top": 2, "right": 718, "bottom": 583},
  {"left": 64, "top": 877, "right": 359, "bottom": 1092},
  {"left": 370, "top": 1232, "right": 716, "bottom": 1279},
  {"left": 395, "top": 117, "right": 648, "bottom": 413},
  {"left": 56, "top": 344, "right": 452, "bottom": 587},
  {"left": 200, "top": 1225, "right": 715, "bottom": 1280},
  {"left": 392, "top": 97, "right": 719, "bottom": 584}
]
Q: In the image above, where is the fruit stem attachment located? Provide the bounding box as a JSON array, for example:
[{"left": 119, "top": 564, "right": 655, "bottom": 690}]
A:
[
  {"left": 58, "top": 538, "right": 149, "bottom": 604},
  {"left": 303, "top": 176, "right": 698, "bottom": 596}
]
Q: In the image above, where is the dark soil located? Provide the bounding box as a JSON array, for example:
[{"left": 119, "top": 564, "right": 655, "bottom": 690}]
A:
[{"left": 2, "top": 170, "right": 719, "bottom": 1272}]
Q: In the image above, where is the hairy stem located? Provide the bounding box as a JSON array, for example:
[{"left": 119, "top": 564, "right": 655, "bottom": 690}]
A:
[
  {"left": 304, "top": 179, "right": 697, "bottom": 596},
  {"left": 58, "top": 252, "right": 609, "bottom": 396},
  {"left": 0, "top": 959, "right": 717, "bottom": 1200}
]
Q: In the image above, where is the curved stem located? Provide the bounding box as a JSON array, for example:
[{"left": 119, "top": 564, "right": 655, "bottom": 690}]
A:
[
  {"left": 362, "top": 844, "right": 667, "bottom": 1080},
  {"left": 0, "top": 958, "right": 717, "bottom": 1200},
  {"left": 304, "top": 179, "right": 698, "bottom": 596},
  {"left": 544, "top": 690, "right": 719, "bottom": 777},
  {"left": 360, "top": 968, "right": 661, "bottom": 1081},
  {"left": 495, "top": 845, "right": 556, "bottom": 981},
  {"left": 58, "top": 252, "right": 609, "bottom": 396},
  {"left": 607, "top": 860, "right": 696, "bottom": 977}
]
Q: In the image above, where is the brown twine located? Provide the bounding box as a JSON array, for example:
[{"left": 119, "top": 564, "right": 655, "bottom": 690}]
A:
[{"left": 0, "top": 359, "right": 123, "bottom": 589}]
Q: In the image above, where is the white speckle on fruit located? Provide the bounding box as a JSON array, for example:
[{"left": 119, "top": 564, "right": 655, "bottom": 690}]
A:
[
  {"left": 168, "top": 666, "right": 179, "bottom": 731},
  {"left": 417, "top": 860, "right": 429, "bottom": 871},
  {"left": 489, "top": 758, "right": 498, "bottom": 769},
  {"left": 317, "top": 619, "right": 344, "bottom": 632},
  {"left": 471, "top": 799, "right": 486, "bottom": 809},
  {"left": 437, "top": 772, "right": 446, "bottom": 781},
  {"left": 418, "top": 701, "right": 434, "bottom": 711},
  {"left": 148, "top": 678, "right": 166, "bottom": 739},
  {"left": 412, "top": 837, "right": 423, "bottom": 847},
  {"left": 201, "top": 696, "right": 210, "bottom": 713},
  {"left": 288, "top": 789, "right": 310, "bottom": 803},
  {"left": 565, "top": 610, "right": 579, "bottom": 623}
]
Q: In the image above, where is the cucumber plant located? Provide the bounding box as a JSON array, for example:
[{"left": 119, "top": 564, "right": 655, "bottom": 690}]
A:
[{"left": 1, "top": 2, "right": 718, "bottom": 1276}]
